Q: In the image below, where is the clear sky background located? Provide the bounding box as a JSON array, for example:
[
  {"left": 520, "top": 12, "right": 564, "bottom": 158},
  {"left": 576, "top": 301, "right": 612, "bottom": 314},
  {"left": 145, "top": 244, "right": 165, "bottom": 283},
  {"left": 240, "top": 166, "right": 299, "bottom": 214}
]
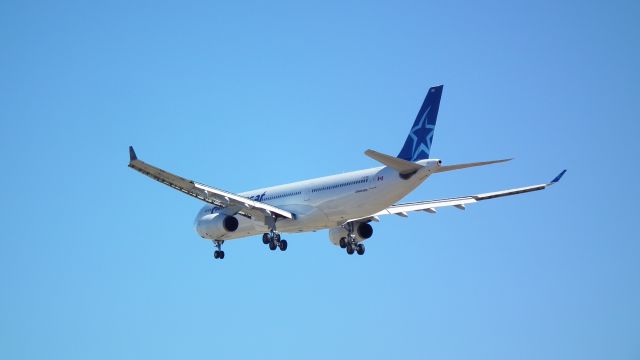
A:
[{"left": 1, "top": 1, "right": 639, "bottom": 359}]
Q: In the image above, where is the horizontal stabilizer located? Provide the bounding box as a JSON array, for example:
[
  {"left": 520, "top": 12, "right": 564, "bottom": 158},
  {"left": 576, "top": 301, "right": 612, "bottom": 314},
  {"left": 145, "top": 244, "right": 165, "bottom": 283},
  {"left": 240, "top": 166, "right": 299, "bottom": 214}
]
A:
[
  {"left": 434, "top": 158, "right": 512, "bottom": 173},
  {"left": 365, "top": 149, "right": 423, "bottom": 175}
]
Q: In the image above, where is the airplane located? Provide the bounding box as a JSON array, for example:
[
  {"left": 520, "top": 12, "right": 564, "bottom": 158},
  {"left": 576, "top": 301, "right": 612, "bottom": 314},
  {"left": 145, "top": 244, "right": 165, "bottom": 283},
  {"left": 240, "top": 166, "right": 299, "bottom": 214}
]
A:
[{"left": 128, "top": 85, "right": 566, "bottom": 260}]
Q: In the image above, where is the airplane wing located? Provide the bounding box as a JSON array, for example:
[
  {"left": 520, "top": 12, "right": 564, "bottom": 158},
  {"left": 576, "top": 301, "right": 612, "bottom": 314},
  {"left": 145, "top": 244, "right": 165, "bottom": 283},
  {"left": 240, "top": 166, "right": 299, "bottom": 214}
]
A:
[
  {"left": 360, "top": 170, "right": 566, "bottom": 220},
  {"left": 127, "top": 146, "right": 295, "bottom": 221}
]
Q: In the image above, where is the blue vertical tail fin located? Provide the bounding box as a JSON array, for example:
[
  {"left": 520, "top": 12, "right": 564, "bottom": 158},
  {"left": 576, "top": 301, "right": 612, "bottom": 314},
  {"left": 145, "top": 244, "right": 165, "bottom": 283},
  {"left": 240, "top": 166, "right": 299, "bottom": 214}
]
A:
[{"left": 397, "top": 85, "right": 443, "bottom": 161}]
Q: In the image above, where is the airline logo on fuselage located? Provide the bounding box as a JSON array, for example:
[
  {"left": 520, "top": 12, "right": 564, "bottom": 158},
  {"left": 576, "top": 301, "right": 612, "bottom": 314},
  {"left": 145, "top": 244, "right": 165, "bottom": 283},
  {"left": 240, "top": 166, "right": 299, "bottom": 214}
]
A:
[
  {"left": 209, "top": 192, "right": 267, "bottom": 214},
  {"left": 248, "top": 192, "right": 267, "bottom": 202}
]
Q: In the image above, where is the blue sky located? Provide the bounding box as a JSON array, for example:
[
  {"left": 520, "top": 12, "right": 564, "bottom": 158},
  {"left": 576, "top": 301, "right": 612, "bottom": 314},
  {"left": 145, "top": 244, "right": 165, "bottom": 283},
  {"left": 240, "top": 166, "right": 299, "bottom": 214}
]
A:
[{"left": 1, "top": 0, "right": 639, "bottom": 359}]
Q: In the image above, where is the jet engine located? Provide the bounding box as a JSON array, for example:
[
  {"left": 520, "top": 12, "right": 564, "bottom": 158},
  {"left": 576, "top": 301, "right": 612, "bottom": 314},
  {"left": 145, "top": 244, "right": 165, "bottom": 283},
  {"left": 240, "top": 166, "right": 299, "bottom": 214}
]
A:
[
  {"left": 219, "top": 215, "right": 239, "bottom": 232},
  {"left": 197, "top": 214, "right": 239, "bottom": 239},
  {"left": 328, "top": 222, "right": 373, "bottom": 245}
]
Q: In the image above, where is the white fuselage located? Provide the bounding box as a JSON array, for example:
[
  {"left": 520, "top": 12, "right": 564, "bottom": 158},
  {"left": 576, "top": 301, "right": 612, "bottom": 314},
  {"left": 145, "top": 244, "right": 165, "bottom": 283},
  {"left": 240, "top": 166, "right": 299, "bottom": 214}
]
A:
[{"left": 195, "top": 159, "right": 440, "bottom": 241}]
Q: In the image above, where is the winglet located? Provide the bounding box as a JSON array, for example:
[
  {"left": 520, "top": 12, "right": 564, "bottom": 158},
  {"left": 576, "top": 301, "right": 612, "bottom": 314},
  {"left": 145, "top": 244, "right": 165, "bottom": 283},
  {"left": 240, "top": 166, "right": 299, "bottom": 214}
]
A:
[
  {"left": 129, "top": 146, "right": 138, "bottom": 162},
  {"left": 550, "top": 169, "right": 567, "bottom": 185}
]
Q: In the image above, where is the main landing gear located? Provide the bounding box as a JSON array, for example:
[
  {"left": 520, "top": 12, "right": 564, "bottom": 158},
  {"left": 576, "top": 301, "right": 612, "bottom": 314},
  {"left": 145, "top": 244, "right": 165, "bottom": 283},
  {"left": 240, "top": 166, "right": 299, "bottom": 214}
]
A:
[
  {"left": 340, "top": 237, "right": 365, "bottom": 255},
  {"left": 213, "top": 240, "right": 225, "bottom": 260},
  {"left": 262, "top": 231, "right": 287, "bottom": 252},
  {"left": 339, "top": 222, "right": 365, "bottom": 256}
]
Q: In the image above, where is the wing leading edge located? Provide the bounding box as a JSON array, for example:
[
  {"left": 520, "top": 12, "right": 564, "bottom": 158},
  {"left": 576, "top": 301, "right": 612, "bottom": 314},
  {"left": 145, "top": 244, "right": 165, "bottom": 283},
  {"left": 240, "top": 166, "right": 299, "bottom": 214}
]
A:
[
  {"left": 372, "top": 170, "right": 566, "bottom": 217},
  {"left": 127, "top": 146, "right": 295, "bottom": 220}
]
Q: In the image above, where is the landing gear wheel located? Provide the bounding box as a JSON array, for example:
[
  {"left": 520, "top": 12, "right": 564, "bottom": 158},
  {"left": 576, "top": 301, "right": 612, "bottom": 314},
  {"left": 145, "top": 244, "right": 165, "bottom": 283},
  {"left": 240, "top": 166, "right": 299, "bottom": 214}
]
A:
[
  {"left": 274, "top": 233, "right": 281, "bottom": 242},
  {"left": 212, "top": 240, "right": 225, "bottom": 260},
  {"left": 356, "top": 243, "right": 365, "bottom": 255},
  {"left": 269, "top": 241, "right": 278, "bottom": 251},
  {"left": 278, "top": 239, "right": 288, "bottom": 251},
  {"left": 339, "top": 237, "right": 347, "bottom": 249},
  {"left": 346, "top": 244, "right": 354, "bottom": 255},
  {"left": 262, "top": 233, "right": 270, "bottom": 244}
]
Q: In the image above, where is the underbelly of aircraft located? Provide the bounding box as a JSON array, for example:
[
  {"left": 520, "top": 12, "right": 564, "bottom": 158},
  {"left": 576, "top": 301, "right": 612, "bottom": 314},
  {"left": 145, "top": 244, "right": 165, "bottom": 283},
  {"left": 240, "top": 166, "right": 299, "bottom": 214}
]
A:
[{"left": 200, "top": 179, "right": 425, "bottom": 241}]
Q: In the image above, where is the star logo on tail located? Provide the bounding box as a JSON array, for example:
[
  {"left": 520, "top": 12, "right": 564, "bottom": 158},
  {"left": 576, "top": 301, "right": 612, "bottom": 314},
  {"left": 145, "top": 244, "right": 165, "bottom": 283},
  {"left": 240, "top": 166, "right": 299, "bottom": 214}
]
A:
[{"left": 408, "top": 105, "right": 435, "bottom": 161}]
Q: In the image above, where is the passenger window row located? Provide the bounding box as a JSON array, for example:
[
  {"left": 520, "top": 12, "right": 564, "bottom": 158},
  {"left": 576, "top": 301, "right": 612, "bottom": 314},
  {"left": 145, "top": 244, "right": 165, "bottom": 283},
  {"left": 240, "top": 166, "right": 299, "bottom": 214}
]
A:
[{"left": 311, "top": 177, "right": 368, "bottom": 193}]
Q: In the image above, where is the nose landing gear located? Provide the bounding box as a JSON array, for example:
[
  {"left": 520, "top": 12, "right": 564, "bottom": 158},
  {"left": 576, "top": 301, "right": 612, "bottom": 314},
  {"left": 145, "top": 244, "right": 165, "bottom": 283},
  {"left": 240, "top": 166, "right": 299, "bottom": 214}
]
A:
[{"left": 212, "top": 240, "right": 225, "bottom": 260}]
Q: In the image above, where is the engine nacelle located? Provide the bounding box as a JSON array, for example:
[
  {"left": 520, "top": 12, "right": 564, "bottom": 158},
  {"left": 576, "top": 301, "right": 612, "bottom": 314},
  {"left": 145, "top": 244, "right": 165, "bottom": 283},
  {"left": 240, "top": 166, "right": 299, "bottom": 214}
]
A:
[
  {"left": 328, "top": 227, "right": 348, "bottom": 246},
  {"left": 198, "top": 214, "right": 239, "bottom": 239},
  {"left": 328, "top": 222, "right": 373, "bottom": 246}
]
